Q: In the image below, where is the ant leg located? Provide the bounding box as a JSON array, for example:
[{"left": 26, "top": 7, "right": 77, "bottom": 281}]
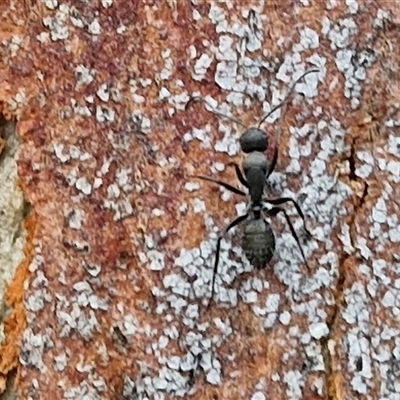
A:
[
  {"left": 266, "top": 207, "right": 310, "bottom": 271},
  {"left": 210, "top": 213, "right": 249, "bottom": 304},
  {"left": 266, "top": 145, "right": 278, "bottom": 178},
  {"left": 227, "top": 162, "right": 248, "bottom": 187},
  {"left": 263, "top": 197, "right": 311, "bottom": 235},
  {"left": 193, "top": 175, "right": 246, "bottom": 196}
]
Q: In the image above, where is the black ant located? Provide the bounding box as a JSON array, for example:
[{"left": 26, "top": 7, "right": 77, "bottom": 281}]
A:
[{"left": 186, "top": 69, "right": 319, "bottom": 302}]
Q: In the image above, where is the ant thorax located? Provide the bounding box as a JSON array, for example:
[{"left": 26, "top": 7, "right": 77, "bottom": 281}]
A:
[{"left": 243, "top": 151, "right": 268, "bottom": 205}]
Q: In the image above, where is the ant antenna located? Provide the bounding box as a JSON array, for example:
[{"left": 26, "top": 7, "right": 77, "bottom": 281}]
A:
[
  {"left": 185, "top": 96, "right": 247, "bottom": 129},
  {"left": 257, "top": 69, "right": 319, "bottom": 128}
]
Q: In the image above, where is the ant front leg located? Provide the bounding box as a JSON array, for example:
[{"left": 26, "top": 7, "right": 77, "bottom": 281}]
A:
[
  {"left": 226, "top": 162, "right": 248, "bottom": 188},
  {"left": 209, "top": 213, "right": 248, "bottom": 305},
  {"left": 266, "top": 206, "right": 310, "bottom": 271},
  {"left": 193, "top": 175, "right": 246, "bottom": 196},
  {"left": 266, "top": 145, "right": 278, "bottom": 178}
]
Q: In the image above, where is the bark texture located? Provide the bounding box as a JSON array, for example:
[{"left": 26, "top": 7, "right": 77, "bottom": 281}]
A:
[{"left": 0, "top": 1, "right": 399, "bottom": 399}]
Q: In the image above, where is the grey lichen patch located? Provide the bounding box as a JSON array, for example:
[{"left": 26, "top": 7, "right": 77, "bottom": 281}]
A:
[
  {"left": 55, "top": 297, "right": 101, "bottom": 340},
  {"left": 322, "top": 15, "right": 377, "bottom": 109},
  {"left": 0, "top": 119, "right": 29, "bottom": 345},
  {"left": 20, "top": 327, "right": 54, "bottom": 371},
  {"left": 43, "top": 4, "right": 70, "bottom": 41}
]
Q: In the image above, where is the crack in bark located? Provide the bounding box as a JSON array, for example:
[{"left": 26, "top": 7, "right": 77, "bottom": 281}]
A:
[{"left": 321, "top": 139, "right": 369, "bottom": 400}]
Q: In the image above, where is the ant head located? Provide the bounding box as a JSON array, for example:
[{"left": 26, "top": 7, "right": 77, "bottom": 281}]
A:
[{"left": 240, "top": 127, "right": 268, "bottom": 153}]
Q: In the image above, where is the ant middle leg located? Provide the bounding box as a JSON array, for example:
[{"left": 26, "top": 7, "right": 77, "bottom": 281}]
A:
[
  {"left": 263, "top": 197, "right": 311, "bottom": 235},
  {"left": 209, "top": 213, "right": 249, "bottom": 304},
  {"left": 266, "top": 207, "right": 310, "bottom": 271}
]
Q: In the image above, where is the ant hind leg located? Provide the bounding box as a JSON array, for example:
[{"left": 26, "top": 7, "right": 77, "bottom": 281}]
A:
[
  {"left": 266, "top": 207, "right": 310, "bottom": 272},
  {"left": 208, "top": 213, "right": 249, "bottom": 306},
  {"left": 263, "top": 197, "right": 311, "bottom": 235}
]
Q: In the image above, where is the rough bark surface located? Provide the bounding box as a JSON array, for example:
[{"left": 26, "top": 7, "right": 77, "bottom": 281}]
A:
[{"left": 0, "top": 1, "right": 399, "bottom": 400}]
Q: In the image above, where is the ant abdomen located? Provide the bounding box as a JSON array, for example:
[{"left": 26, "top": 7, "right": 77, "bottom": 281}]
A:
[{"left": 242, "top": 219, "right": 275, "bottom": 269}]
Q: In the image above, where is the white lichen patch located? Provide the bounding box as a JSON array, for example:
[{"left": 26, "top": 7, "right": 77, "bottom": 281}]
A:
[
  {"left": 192, "top": 53, "right": 214, "bottom": 81},
  {"left": 20, "top": 328, "right": 54, "bottom": 371},
  {"left": 88, "top": 19, "right": 101, "bottom": 35},
  {"left": 75, "top": 176, "right": 92, "bottom": 195},
  {"left": 43, "top": 4, "right": 70, "bottom": 41},
  {"left": 323, "top": 16, "right": 376, "bottom": 108},
  {"left": 309, "top": 322, "right": 329, "bottom": 340}
]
